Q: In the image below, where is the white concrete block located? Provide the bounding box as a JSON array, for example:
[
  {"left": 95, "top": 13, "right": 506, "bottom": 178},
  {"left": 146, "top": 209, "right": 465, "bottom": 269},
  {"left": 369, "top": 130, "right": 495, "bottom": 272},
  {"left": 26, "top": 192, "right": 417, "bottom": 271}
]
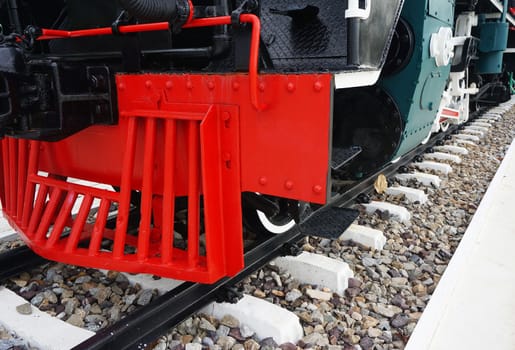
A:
[
  {"left": 395, "top": 172, "right": 442, "bottom": 188},
  {"left": 0, "top": 214, "right": 17, "bottom": 242},
  {"left": 363, "top": 201, "right": 411, "bottom": 222},
  {"left": 474, "top": 118, "right": 495, "bottom": 124},
  {"left": 433, "top": 145, "right": 469, "bottom": 156},
  {"left": 481, "top": 114, "right": 502, "bottom": 121},
  {"left": 0, "top": 288, "right": 94, "bottom": 350},
  {"left": 414, "top": 161, "right": 453, "bottom": 175},
  {"left": 339, "top": 224, "right": 387, "bottom": 250},
  {"left": 274, "top": 252, "right": 354, "bottom": 294},
  {"left": 488, "top": 109, "right": 507, "bottom": 114},
  {"left": 453, "top": 138, "right": 478, "bottom": 147},
  {"left": 424, "top": 152, "right": 462, "bottom": 164},
  {"left": 465, "top": 125, "right": 489, "bottom": 133},
  {"left": 461, "top": 128, "right": 485, "bottom": 138},
  {"left": 453, "top": 134, "right": 480, "bottom": 142},
  {"left": 469, "top": 122, "right": 491, "bottom": 128},
  {"left": 202, "top": 295, "right": 303, "bottom": 345},
  {"left": 385, "top": 186, "right": 428, "bottom": 204}
]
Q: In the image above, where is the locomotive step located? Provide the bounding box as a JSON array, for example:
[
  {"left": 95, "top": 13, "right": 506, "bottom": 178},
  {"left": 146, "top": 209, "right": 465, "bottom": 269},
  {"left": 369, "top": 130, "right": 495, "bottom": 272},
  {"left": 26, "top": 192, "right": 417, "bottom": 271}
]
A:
[
  {"left": 331, "top": 145, "right": 362, "bottom": 170},
  {"left": 299, "top": 206, "right": 359, "bottom": 239}
]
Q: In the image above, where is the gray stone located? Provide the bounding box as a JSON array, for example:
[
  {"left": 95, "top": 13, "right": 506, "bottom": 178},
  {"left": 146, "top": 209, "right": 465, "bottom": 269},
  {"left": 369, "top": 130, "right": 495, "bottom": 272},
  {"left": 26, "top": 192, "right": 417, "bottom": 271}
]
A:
[
  {"left": 43, "top": 290, "right": 58, "bottom": 304},
  {"left": 302, "top": 332, "right": 328, "bottom": 347},
  {"left": 200, "top": 318, "right": 217, "bottom": 332},
  {"left": 359, "top": 336, "right": 374, "bottom": 349},
  {"left": 30, "top": 292, "right": 45, "bottom": 306},
  {"left": 244, "top": 339, "right": 260, "bottom": 350},
  {"left": 16, "top": 303, "right": 32, "bottom": 315},
  {"left": 372, "top": 304, "right": 402, "bottom": 318},
  {"left": 75, "top": 275, "right": 92, "bottom": 284},
  {"left": 85, "top": 314, "right": 106, "bottom": 324},
  {"left": 391, "top": 313, "right": 410, "bottom": 328},
  {"left": 137, "top": 289, "right": 154, "bottom": 306},
  {"left": 285, "top": 289, "right": 302, "bottom": 303},
  {"left": 217, "top": 325, "right": 231, "bottom": 337},
  {"left": 67, "top": 313, "right": 85, "bottom": 328},
  {"left": 185, "top": 344, "right": 202, "bottom": 350},
  {"left": 259, "top": 337, "right": 278, "bottom": 350},
  {"left": 221, "top": 314, "right": 240, "bottom": 328},
  {"left": 362, "top": 257, "right": 377, "bottom": 267},
  {"left": 217, "top": 336, "right": 236, "bottom": 350},
  {"left": 202, "top": 337, "right": 215, "bottom": 347},
  {"left": 65, "top": 299, "right": 79, "bottom": 315}
]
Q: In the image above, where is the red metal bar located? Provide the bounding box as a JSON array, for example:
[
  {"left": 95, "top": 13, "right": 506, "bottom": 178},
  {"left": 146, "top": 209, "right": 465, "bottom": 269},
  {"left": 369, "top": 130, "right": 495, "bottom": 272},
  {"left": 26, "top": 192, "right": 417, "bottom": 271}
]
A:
[
  {"left": 88, "top": 199, "right": 111, "bottom": 256},
  {"left": 27, "top": 183, "right": 48, "bottom": 235},
  {"left": 1, "top": 141, "right": 10, "bottom": 213},
  {"left": 8, "top": 138, "right": 17, "bottom": 214},
  {"left": 0, "top": 143, "right": 4, "bottom": 208},
  {"left": 35, "top": 187, "right": 63, "bottom": 241},
  {"left": 65, "top": 194, "right": 94, "bottom": 253},
  {"left": 46, "top": 191, "right": 78, "bottom": 247},
  {"left": 137, "top": 118, "right": 156, "bottom": 261},
  {"left": 16, "top": 140, "right": 28, "bottom": 219},
  {"left": 21, "top": 141, "right": 40, "bottom": 228},
  {"left": 161, "top": 119, "right": 176, "bottom": 263},
  {"left": 187, "top": 121, "right": 200, "bottom": 267},
  {"left": 114, "top": 117, "right": 137, "bottom": 258},
  {"left": 27, "top": 175, "right": 118, "bottom": 201}
]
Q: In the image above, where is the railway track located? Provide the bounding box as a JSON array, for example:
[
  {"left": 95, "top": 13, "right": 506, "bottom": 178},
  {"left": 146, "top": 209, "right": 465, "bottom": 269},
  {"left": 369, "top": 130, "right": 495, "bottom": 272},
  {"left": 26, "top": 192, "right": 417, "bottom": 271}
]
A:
[{"left": 0, "top": 101, "right": 514, "bottom": 350}]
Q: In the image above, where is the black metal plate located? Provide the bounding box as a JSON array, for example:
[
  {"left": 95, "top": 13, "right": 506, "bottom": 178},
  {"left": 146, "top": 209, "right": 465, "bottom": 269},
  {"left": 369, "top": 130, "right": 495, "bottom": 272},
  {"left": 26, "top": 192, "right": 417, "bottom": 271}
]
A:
[
  {"left": 260, "top": 0, "right": 348, "bottom": 71},
  {"left": 331, "top": 145, "right": 362, "bottom": 170},
  {"left": 299, "top": 206, "right": 359, "bottom": 239}
]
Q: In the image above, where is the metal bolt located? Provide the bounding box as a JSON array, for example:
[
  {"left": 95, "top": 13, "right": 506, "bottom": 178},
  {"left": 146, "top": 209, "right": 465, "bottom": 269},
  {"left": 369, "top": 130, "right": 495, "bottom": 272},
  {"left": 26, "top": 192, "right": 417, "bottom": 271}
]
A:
[
  {"left": 284, "top": 181, "right": 294, "bottom": 190},
  {"left": 145, "top": 80, "right": 152, "bottom": 89},
  {"left": 312, "top": 185, "right": 323, "bottom": 194},
  {"left": 259, "top": 177, "right": 267, "bottom": 186},
  {"left": 165, "top": 81, "right": 173, "bottom": 90},
  {"left": 259, "top": 82, "right": 266, "bottom": 92},
  {"left": 118, "top": 83, "right": 126, "bottom": 91},
  {"left": 232, "top": 81, "right": 240, "bottom": 91},
  {"left": 208, "top": 81, "right": 215, "bottom": 90},
  {"left": 314, "top": 81, "right": 323, "bottom": 92},
  {"left": 287, "top": 82, "right": 295, "bottom": 92},
  {"left": 186, "top": 81, "right": 193, "bottom": 90}
]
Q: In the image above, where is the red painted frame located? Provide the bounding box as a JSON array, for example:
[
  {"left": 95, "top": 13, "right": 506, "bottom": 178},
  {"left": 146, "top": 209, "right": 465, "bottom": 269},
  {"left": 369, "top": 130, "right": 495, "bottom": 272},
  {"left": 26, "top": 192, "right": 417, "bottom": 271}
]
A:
[{"left": 0, "top": 73, "right": 333, "bottom": 283}]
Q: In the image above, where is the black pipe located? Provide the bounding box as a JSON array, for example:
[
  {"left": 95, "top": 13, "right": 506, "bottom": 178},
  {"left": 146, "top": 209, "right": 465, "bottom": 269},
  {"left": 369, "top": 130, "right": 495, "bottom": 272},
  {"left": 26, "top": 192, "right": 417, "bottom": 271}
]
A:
[
  {"left": 210, "top": 0, "right": 231, "bottom": 58},
  {"left": 7, "top": 0, "right": 22, "bottom": 33},
  {"left": 118, "top": 0, "right": 177, "bottom": 21}
]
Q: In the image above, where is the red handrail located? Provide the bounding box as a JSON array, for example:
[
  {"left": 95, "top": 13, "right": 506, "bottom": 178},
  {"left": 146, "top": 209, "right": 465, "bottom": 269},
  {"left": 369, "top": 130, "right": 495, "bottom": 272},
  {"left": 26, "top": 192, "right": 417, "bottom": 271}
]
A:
[{"left": 37, "top": 14, "right": 265, "bottom": 110}]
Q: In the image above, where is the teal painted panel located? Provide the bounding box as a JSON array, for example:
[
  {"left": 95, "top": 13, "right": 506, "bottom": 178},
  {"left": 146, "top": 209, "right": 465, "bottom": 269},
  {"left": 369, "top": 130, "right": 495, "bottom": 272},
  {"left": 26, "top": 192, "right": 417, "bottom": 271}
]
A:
[
  {"left": 477, "top": 52, "right": 505, "bottom": 74},
  {"left": 479, "top": 22, "right": 509, "bottom": 52},
  {"left": 427, "top": 0, "right": 455, "bottom": 25}
]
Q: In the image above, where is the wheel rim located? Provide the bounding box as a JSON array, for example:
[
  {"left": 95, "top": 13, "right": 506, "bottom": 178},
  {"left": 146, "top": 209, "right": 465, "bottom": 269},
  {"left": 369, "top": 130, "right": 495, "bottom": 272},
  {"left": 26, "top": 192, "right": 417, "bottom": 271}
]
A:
[{"left": 256, "top": 210, "right": 296, "bottom": 234}]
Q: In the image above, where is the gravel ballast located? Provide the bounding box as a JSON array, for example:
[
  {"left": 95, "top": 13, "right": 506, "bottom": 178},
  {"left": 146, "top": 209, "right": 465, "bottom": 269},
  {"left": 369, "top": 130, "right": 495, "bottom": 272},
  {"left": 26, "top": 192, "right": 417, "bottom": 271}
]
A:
[{"left": 0, "top": 107, "right": 513, "bottom": 350}]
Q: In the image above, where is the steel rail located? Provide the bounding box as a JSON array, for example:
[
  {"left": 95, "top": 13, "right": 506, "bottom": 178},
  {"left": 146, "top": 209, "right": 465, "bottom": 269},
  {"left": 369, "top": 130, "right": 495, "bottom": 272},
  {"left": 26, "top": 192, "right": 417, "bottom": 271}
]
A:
[{"left": 0, "top": 246, "right": 47, "bottom": 282}]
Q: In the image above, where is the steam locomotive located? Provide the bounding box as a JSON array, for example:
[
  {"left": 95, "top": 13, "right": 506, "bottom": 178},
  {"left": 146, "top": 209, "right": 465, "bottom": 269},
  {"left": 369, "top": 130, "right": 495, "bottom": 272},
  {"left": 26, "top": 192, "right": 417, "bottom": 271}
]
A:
[{"left": 0, "top": 0, "right": 512, "bottom": 283}]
